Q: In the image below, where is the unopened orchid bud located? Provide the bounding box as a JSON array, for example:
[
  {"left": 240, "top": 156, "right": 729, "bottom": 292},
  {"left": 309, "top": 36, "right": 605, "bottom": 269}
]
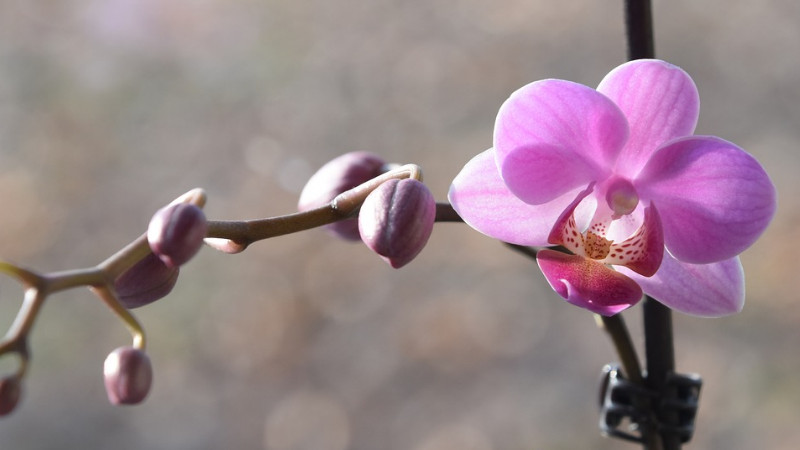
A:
[
  {"left": 358, "top": 178, "right": 436, "bottom": 268},
  {"left": 114, "top": 253, "right": 179, "bottom": 309},
  {"left": 298, "top": 151, "right": 387, "bottom": 241},
  {"left": 103, "top": 346, "right": 153, "bottom": 405},
  {"left": 0, "top": 376, "right": 21, "bottom": 416},
  {"left": 147, "top": 203, "right": 207, "bottom": 268}
]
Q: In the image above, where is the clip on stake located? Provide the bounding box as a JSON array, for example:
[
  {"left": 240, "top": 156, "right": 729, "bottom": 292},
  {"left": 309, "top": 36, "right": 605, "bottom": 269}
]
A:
[{"left": 599, "top": 364, "right": 702, "bottom": 444}]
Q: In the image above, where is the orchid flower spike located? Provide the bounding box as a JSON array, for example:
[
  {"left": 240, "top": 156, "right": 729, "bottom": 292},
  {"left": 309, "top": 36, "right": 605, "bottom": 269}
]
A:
[{"left": 449, "top": 59, "right": 776, "bottom": 317}]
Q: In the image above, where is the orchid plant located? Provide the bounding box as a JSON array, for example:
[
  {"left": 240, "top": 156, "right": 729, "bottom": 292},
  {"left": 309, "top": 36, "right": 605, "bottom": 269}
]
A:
[{"left": 0, "top": 0, "right": 778, "bottom": 448}]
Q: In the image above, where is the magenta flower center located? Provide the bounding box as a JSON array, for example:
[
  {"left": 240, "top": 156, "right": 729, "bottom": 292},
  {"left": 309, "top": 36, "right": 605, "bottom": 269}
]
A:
[{"left": 549, "top": 182, "right": 663, "bottom": 277}]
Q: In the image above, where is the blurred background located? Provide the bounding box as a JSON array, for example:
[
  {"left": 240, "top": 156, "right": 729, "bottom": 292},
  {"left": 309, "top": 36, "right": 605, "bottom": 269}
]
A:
[{"left": 0, "top": 0, "right": 797, "bottom": 448}]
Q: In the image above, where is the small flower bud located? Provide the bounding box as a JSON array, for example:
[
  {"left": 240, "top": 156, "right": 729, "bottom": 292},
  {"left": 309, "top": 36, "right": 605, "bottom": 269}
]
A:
[
  {"left": 298, "top": 151, "right": 387, "bottom": 241},
  {"left": 147, "top": 203, "right": 208, "bottom": 268},
  {"left": 103, "top": 346, "right": 153, "bottom": 405},
  {"left": 0, "top": 376, "right": 21, "bottom": 416},
  {"left": 358, "top": 178, "right": 436, "bottom": 268},
  {"left": 114, "top": 253, "right": 179, "bottom": 309}
]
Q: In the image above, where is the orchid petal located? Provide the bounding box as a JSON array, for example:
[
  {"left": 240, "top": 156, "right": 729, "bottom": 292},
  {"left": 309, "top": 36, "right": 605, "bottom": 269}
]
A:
[
  {"left": 494, "top": 79, "right": 628, "bottom": 204},
  {"left": 603, "top": 203, "right": 664, "bottom": 276},
  {"left": 547, "top": 184, "right": 595, "bottom": 255},
  {"left": 635, "top": 136, "right": 777, "bottom": 264},
  {"left": 448, "top": 149, "right": 576, "bottom": 246},
  {"left": 597, "top": 60, "right": 699, "bottom": 176},
  {"left": 536, "top": 249, "right": 642, "bottom": 316},
  {"left": 618, "top": 253, "right": 745, "bottom": 317}
]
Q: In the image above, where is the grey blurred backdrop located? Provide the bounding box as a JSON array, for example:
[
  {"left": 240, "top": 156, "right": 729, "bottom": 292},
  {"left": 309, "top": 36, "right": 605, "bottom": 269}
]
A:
[{"left": 0, "top": 0, "right": 798, "bottom": 449}]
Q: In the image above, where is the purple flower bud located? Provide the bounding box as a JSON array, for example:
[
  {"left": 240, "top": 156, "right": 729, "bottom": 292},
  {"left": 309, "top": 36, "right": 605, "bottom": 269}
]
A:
[
  {"left": 103, "top": 346, "right": 153, "bottom": 405},
  {"left": 148, "top": 203, "right": 208, "bottom": 268},
  {"left": 358, "top": 178, "right": 436, "bottom": 268},
  {"left": 114, "top": 253, "right": 179, "bottom": 309},
  {"left": 298, "top": 151, "right": 387, "bottom": 241},
  {"left": 0, "top": 376, "right": 21, "bottom": 416}
]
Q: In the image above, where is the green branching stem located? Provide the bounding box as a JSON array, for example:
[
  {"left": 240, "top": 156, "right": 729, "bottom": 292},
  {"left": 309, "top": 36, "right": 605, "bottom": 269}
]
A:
[{"left": 0, "top": 163, "right": 437, "bottom": 377}]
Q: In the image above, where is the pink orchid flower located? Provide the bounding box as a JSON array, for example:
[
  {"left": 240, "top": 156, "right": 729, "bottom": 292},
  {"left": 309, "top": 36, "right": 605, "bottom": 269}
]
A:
[{"left": 448, "top": 59, "right": 776, "bottom": 317}]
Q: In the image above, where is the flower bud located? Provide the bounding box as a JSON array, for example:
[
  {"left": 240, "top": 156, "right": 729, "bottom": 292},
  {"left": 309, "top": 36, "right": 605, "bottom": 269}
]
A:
[
  {"left": 147, "top": 203, "right": 207, "bottom": 268},
  {"left": 358, "top": 178, "right": 436, "bottom": 268},
  {"left": 114, "top": 253, "right": 179, "bottom": 309},
  {"left": 0, "top": 376, "right": 21, "bottom": 416},
  {"left": 103, "top": 346, "right": 153, "bottom": 405},
  {"left": 298, "top": 151, "right": 387, "bottom": 241}
]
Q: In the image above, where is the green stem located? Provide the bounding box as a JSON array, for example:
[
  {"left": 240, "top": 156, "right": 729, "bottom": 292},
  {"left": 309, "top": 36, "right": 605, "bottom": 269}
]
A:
[
  {"left": 90, "top": 285, "right": 146, "bottom": 350},
  {"left": 206, "top": 206, "right": 341, "bottom": 249},
  {"left": 1, "top": 289, "right": 42, "bottom": 351},
  {"left": 97, "top": 233, "right": 152, "bottom": 280},
  {"left": 43, "top": 268, "right": 107, "bottom": 293},
  {"left": 597, "top": 314, "right": 643, "bottom": 384},
  {"left": 205, "top": 164, "right": 425, "bottom": 251}
]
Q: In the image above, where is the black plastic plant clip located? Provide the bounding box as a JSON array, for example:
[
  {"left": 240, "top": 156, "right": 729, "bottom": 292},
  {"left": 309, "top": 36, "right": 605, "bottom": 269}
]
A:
[
  {"left": 598, "top": 364, "right": 702, "bottom": 444},
  {"left": 658, "top": 370, "right": 702, "bottom": 442}
]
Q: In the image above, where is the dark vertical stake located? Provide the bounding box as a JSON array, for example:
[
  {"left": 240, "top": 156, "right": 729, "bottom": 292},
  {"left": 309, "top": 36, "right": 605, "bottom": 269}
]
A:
[
  {"left": 624, "top": 0, "right": 681, "bottom": 449},
  {"left": 624, "top": 0, "right": 655, "bottom": 60},
  {"left": 643, "top": 297, "right": 681, "bottom": 449},
  {"left": 643, "top": 300, "right": 675, "bottom": 379}
]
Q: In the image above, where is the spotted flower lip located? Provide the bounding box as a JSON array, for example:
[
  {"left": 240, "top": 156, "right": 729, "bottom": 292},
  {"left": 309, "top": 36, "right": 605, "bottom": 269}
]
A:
[{"left": 448, "top": 59, "right": 777, "bottom": 317}]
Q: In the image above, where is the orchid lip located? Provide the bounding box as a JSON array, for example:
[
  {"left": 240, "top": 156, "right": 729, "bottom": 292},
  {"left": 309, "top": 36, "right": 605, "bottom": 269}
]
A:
[
  {"left": 536, "top": 249, "right": 643, "bottom": 316},
  {"left": 547, "top": 184, "right": 664, "bottom": 277}
]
